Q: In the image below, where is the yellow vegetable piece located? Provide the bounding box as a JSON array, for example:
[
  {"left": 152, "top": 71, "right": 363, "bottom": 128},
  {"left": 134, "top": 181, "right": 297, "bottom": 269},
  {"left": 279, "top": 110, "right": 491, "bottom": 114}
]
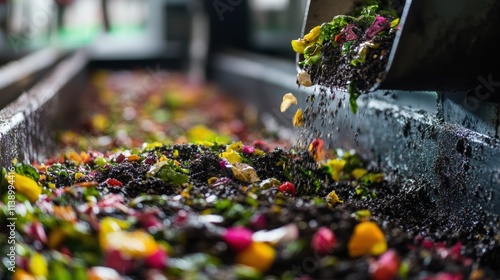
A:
[
  {"left": 68, "top": 151, "right": 82, "bottom": 163},
  {"left": 91, "top": 114, "right": 108, "bottom": 132},
  {"left": 253, "top": 149, "right": 265, "bottom": 157},
  {"left": 75, "top": 172, "right": 84, "bottom": 180},
  {"left": 291, "top": 39, "right": 310, "bottom": 54},
  {"left": 143, "top": 141, "right": 164, "bottom": 150},
  {"left": 99, "top": 217, "right": 130, "bottom": 248},
  {"left": 11, "top": 173, "right": 42, "bottom": 203},
  {"left": 29, "top": 252, "right": 48, "bottom": 277},
  {"left": 227, "top": 141, "right": 244, "bottom": 152},
  {"left": 347, "top": 221, "right": 387, "bottom": 257},
  {"left": 326, "top": 190, "right": 344, "bottom": 208},
  {"left": 187, "top": 125, "right": 231, "bottom": 145},
  {"left": 80, "top": 151, "right": 91, "bottom": 163},
  {"left": 236, "top": 242, "right": 276, "bottom": 272},
  {"left": 291, "top": 26, "right": 321, "bottom": 54},
  {"left": 325, "top": 158, "right": 346, "bottom": 182},
  {"left": 102, "top": 230, "right": 158, "bottom": 258},
  {"left": 304, "top": 26, "right": 321, "bottom": 42},
  {"left": 127, "top": 155, "right": 141, "bottom": 162},
  {"left": 219, "top": 149, "right": 243, "bottom": 165},
  {"left": 158, "top": 155, "right": 168, "bottom": 162},
  {"left": 352, "top": 168, "right": 368, "bottom": 179},
  {"left": 231, "top": 162, "right": 261, "bottom": 183},
  {"left": 280, "top": 93, "right": 298, "bottom": 113},
  {"left": 13, "top": 269, "right": 35, "bottom": 280},
  {"left": 364, "top": 173, "right": 385, "bottom": 184},
  {"left": 292, "top": 108, "right": 304, "bottom": 127}
]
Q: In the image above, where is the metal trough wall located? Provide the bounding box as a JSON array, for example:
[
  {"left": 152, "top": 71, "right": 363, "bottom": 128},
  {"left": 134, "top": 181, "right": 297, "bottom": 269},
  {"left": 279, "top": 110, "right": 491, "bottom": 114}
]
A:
[
  {"left": 0, "top": 50, "right": 499, "bottom": 228},
  {"left": 0, "top": 50, "right": 88, "bottom": 167}
]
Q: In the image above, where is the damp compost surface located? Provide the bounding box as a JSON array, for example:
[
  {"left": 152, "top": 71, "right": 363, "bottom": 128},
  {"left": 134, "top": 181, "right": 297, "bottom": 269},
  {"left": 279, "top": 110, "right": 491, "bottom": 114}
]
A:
[{"left": 1, "top": 71, "right": 499, "bottom": 280}]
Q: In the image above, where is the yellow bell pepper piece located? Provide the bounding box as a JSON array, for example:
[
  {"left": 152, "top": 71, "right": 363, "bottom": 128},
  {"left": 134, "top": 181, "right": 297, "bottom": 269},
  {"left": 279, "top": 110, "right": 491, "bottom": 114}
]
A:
[
  {"left": 292, "top": 108, "right": 304, "bottom": 127},
  {"left": 291, "top": 26, "right": 321, "bottom": 54},
  {"left": 75, "top": 172, "right": 85, "bottom": 180},
  {"left": 304, "top": 26, "right": 321, "bottom": 42},
  {"left": 219, "top": 149, "right": 243, "bottom": 165},
  {"left": 351, "top": 168, "right": 368, "bottom": 179},
  {"left": 11, "top": 173, "right": 42, "bottom": 203},
  {"left": 29, "top": 252, "right": 48, "bottom": 277},
  {"left": 102, "top": 230, "right": 159, "bottom": 258},
  {"left": 325, "top": 159, "right": 346, "bottom": 182},
  {"left": 91, "top": 114, "right": 108, "bottom": 133},
  {"left": 98, "top": 217, "right": 130, "bottom": 248},
  {"left": 227, "top": 141, "right": 244, "bottom": 152}
]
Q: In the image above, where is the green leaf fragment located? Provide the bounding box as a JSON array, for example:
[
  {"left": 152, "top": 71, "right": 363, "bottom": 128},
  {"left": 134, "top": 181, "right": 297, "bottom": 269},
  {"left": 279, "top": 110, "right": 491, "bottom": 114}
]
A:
[
  {"left": 390, "top": 18, "right": 400, "bottom": 28},
  {"left": 234, "top": 265, "right": 262, "bottom": 280},
  {"left": 148, "top": 161, "right": 189, "bottom": 186},
  {"left": 348, "top": 82, "right": 360, "bottom": 114},
  {"left": 15, "top": 163, "right": 40, "bottom": 182}
]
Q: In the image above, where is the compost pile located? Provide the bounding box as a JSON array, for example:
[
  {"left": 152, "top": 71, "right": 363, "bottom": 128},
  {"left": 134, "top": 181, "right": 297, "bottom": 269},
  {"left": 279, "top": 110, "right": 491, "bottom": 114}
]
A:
[{"left": 1, "top": 70, "right": 500, "bottom": 280}]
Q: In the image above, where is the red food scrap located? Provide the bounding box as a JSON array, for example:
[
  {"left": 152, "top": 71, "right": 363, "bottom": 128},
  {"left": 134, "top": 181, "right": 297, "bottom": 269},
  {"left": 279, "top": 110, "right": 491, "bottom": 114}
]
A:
[
  {"left": 370, "top": 249, "right": 400, "bottom": 280},
  {"left": 278, "top": 182, "right": 296, "bottom": 196},
  {"left": 223, "top": 227, "right": 253, "bottom": 252},
  {"left": 105, "top": 178, "right": 123, "bottom": 187},
  {"left": 343, "top": 23, "right": 358, "bottom": 41},
  {"left": 27, "top": 221, "right": 47, "bottom": 244},
  {"left": 308, "top": 138, "right": 325, "bottom": 162},
  {"left": 115, "top": 154, "right": 126, "bottom": 163},
  {"left": 366, "top": 16, "right": 390, "bottom": 38},
  {"left": 145, "top": 248, "right": 169, "bottom": 269},
  {"left": 311, "top": 226, "right": 336, "bottom": 255},
  {"left": 252, "top": 140, "right": 270, "bottom": 152},
  {"left": 241, "top": 145, "right": 255, "bottom": 155}
]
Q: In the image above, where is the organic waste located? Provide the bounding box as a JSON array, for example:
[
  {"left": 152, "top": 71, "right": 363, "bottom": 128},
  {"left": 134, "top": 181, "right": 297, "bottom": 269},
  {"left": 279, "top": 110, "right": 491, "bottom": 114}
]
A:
[
  {"left": 292, "top": 1, "right": 402, "bottom": 113},
  {"left": 1, "top": 70, "right": 499, "bottom": 280}
]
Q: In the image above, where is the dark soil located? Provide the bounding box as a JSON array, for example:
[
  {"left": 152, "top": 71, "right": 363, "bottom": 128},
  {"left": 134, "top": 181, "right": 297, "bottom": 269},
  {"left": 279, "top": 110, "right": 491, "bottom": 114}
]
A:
[{"left": 307, "top": 32, "right": 395, "bottom": 93}]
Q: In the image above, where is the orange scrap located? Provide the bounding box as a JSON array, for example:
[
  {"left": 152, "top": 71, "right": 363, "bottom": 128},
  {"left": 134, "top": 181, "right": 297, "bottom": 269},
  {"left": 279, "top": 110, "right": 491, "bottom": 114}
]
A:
[{"left": 347, "top": 221, "right": 388, "bottom": 257}]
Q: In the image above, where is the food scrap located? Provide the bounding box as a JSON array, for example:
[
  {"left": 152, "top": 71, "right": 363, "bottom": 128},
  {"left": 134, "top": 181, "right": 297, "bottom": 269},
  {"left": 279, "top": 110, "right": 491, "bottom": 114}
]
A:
[
  {"left": 292, "top": 3, "right": 401, "bottom": 112},
  {"left": 348, "top": 221, "right": 388, "bottom": 257},
  {"left": 280, "top": 93, "right": 298, "bottom": 113},
  {"left": 292, "top": 108, "right": 305, "bottom": 127}
]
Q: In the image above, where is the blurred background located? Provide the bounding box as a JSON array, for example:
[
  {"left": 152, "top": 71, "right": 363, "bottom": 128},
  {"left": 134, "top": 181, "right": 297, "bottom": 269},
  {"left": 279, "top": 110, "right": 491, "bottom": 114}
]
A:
[{"left": 0, "top": 0, "right": 305, "bottom": 66}]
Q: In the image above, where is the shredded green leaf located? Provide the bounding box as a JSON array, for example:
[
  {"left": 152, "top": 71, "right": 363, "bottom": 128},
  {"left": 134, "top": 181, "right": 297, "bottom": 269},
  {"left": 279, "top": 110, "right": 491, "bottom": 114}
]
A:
[{"left": 15, "top": 163, "right": 40, "bottom": 182}]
